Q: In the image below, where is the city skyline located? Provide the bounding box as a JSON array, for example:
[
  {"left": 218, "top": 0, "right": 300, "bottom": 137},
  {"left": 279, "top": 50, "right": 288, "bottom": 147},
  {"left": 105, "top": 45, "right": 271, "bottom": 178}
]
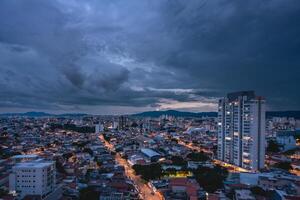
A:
[{"left": 1, "top": 0, "right": 300, "bottom": 114}]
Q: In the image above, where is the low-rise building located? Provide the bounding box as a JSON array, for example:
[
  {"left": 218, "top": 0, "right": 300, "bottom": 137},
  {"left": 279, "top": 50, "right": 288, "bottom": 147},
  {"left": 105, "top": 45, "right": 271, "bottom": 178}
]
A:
[
  {"left": 9, "top": 159, "right": 59, "bottom": 200},
  {"left": 140, "top": 148, "right": 161, "bottom": 162}
]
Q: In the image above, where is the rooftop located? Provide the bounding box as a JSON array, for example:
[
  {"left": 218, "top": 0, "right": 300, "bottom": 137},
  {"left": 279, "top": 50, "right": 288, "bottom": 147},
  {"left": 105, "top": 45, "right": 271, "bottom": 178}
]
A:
[
  {"left": 141, "top": 148, "right": 160, "bottom": 157},
  {"left": 12, "top": 154, "right": 38, "bottom": 159},
  {"left": 14, "top": 159, "right": 54, "bottom": 169}
]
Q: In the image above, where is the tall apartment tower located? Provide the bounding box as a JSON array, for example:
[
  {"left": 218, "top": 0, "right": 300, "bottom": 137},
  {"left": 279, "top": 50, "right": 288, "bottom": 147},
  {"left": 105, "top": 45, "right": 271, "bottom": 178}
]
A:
[
  {"left": 118, "top": 115, "right": 128, "bottom": 131},
  {"left": 217, "top": 91, "right": 265, "bottom": 171}
]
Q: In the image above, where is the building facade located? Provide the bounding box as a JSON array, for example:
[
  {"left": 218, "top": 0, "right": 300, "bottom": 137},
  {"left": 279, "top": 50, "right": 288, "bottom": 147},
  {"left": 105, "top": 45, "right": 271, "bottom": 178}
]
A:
[
  {"left": 118, "top": 116, "right": 128, "bottom": 130},
  {"left": 9, "top": 159, "right": 56, "bottom": 199},
  {"left": 217, "top": 91, "right": 265, "bottom": 170}
]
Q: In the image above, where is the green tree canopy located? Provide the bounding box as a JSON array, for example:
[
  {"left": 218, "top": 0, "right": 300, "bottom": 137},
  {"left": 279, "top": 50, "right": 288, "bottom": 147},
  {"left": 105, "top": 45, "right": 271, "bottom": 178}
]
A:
[
  {"left": 267, "top": 140, "right": 281, "bottom": 153},
  {"left": 187, "top": 152, "right": 209, "bottom": 162},
  {"left": 273, "top": 161, "right": 292, "bottom": 171},
  {"left": 170, "top": 155, "right": 187, "bottom": 166},
  {"left": 193, "top": 165, "right": 228, "bottom": 193},
  {"left": 79, "top": 187, "right": 99, "bottom": 200},
  {"left": 250, "top": 186, "right": 268, "bottom": 197},
  {"left": 133, "top": 163, "right": 162, "bottom": 181}
]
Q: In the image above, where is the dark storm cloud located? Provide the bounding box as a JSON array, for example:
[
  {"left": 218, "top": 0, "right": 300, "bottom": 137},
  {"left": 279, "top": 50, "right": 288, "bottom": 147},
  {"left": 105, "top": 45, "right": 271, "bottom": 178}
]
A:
[
  {"left": 0, "top": 0, "right": 299, "bottom": 114},
  {"left": 158, "top": 0, "right": 300, "bottom": 110}
]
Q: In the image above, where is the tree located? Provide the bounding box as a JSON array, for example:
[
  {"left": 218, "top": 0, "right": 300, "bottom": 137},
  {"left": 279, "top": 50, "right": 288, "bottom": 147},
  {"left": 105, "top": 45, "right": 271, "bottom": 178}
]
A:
[
  {"left": 193, "top": 165, "right": 228, "bottom": 193},
  {"left": 187, "top": 152, "right": 209, "bottom": 162},
  {"left": 0, "top": 149, "right": 21, "bottom": 159},
  {"left": 96, "top": 160, "right": 102, "bottom": 167},
  {"left": 73, "top": 141, "right": 90, "bottom": 148},
  {"left": 164, "top": 167, "right": 177, "bottom": 176},
  {"left": 103, "top": 133, "right": 111, "bottom": 142},
  {"left": 63, "top": 152, "right": 74, "bottom": 160},
  {"left": 250, "top": 186, "right": 268, "bottom": 197},
  {"left": 0, "top": 188, "right": 8, "bottom": 197},
  {"left": 192, "top": 140, "right": 199, "bottom": 145},
  {"left": 131, "top": 122, "right": 138, "bottom": 127},
  {"left": 79, "top": 187, "right": 99, "bottom": 200},
  {"left": 49, "top": 123, "right": 95, "bottom": 133},
  {"left": 83, "top": 148, "right": 93, "bottom": 156},
  {"left": 55, "top": 159, "right": 66, "bottom": 174},
  {"left": 273, "top": 161, "right": 292, "bottom": 171},
  {"left": 283, "top": 148, "right": 298, "bottom": 155},
  {"left": 170, "top": 155, "right": 187, "bottom": 166},
  {"left": 267, "top": 140, "right": 281, "bottom": 153},
  {"left": 133, "top": 163, "right": 162, "bottom": 181},
  {"left": 171, "top": 138, "right": 178, "bottom": 144}
]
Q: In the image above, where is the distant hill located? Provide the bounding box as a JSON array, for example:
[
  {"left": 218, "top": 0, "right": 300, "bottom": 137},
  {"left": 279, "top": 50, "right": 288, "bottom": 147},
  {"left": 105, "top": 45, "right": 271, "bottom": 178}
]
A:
[
  {"left": 0, "top": 112, "right": 87, "bottom": 117},
  {"left": 133, "top": 110, "right": 300, "bottom": 119},
  {"left": 1, "top": 110, "right": 300, "bottom": 119},
  {"left": 132, "top": 110, "right": 217, "bottom": 118},
  {"left": 266, "top": 111, "right": 300, "bottom": 119},
  {"left": 0, "top": 112, "right": 51, "bottom": 117}
]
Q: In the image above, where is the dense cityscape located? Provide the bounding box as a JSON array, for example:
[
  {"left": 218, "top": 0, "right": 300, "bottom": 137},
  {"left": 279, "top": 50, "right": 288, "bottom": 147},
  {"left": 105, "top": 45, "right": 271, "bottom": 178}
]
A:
[
  {"left": 1, "top": 0, "right": 300, "bottom": 200},
  {"left": 0, "top": 91, "right": 299, "bottom": 200}
]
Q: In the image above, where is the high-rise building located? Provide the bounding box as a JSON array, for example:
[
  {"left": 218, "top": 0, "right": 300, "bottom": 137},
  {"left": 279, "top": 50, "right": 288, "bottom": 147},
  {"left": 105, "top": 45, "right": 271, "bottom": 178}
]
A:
[
  {"left": 217, "top": 91, "right": 265, "bottom": 171},
  {"left": 95, "top": 123, "right": 104, "bottom": 134},
  {"left": 9, "top": 159, "right": 58, "bottom": 199},
  {"left": 118, "top": 115, "right": 128, "bottom": 130}
]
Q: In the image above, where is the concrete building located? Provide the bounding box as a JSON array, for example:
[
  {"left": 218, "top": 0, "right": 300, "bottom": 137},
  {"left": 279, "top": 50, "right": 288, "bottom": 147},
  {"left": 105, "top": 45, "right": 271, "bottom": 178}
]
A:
[
  {"left": 217, "top": 91, "right": 265, "bottom": 171},
  {"left": 140, "top": 148, "right": 161, "bottom": 162},
  {"left": 118, "top": 116, "right": 128, "bottom": 130},
  {"left": 95, "top": 123, "right": 104, "bottom": 134},
  {"left": 276, "top": 131, "right": 297, "bottom": 151},
  {"left": 258, "top": 174, "right": 300, "bottom": 196},
  {"left": 9, "top": 159, "right": 57, "bottom": 199},
  {"left": 113, "top": 121, "right": 119, "bottom": 129}
]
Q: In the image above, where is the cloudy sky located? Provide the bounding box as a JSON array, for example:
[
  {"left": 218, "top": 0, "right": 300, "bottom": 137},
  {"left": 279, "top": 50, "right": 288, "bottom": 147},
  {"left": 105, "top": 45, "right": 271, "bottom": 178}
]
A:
[{"left": 0, "top": 0, "right": 300, "bottom": 114}]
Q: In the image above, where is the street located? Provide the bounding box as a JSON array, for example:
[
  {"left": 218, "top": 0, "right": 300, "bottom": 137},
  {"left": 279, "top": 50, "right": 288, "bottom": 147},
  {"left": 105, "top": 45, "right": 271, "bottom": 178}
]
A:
[{"left": 99, "top": 135, "right": 162, "bottom": 200}]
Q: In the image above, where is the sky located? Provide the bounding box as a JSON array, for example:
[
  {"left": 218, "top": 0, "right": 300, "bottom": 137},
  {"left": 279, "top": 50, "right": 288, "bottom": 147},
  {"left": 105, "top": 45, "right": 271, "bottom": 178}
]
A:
[{"left": 0, "top": 0, "right": 300, "bottom": 114}]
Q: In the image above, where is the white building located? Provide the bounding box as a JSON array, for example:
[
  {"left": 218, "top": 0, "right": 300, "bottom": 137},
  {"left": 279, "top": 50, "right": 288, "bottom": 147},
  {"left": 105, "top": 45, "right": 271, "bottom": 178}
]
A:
[
  {"left": 95, "top": 123, "right": 104, "bottom": 134},
  {"left": 276, "top": 131, "right": 297, "bottom": 151},
  {"left": 217, "top": 91, "right": 265, "bottom": 171},
  {"left": 140, "top": 148, "right": 161, "bottom": 162},
  {"left": 9, "top": 159, "right": 57, "bottom": 199},
  {"left": 112, "top": 121, "right": 119, "bottom": 129}
]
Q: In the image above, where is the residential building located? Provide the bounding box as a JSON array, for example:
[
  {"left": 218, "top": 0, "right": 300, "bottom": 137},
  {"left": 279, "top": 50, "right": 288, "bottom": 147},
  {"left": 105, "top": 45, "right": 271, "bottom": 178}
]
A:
[
  {"left": 9, "top": 159, "right": 57, "bottom": 199},
  {"left": 118, "top": 116, "right": 128, "bottom": 130},
  {"left": 140, "top": 148, "right": 161, "bottom": 162},
  {"left": 95, "top": 123, "right": 104, "bottom": 134},
  {"left": 217, "top": 91, "right": 265, "bottom": 170}
]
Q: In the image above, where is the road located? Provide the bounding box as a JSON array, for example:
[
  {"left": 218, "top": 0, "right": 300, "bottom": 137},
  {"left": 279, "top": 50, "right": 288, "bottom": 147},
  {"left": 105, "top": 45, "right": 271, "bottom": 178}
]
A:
[
  {"left": 177, "top": 140, "right": 250, "bottom": 172},
  {"left": 177, "top": 140, "right": 212, "bottom": 154},
  {"left": 213, "top": 159, "right": 250, "bottom": 172},
  {"left": 99, "top": 135, "right": 162, "bottom": 200}
]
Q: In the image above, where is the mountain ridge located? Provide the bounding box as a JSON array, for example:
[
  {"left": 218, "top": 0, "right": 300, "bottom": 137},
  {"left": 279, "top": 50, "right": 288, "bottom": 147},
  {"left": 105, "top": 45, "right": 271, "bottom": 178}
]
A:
[
  {"left": 0, "top": 111, "right": 87, "bottom": 117},
  {"left": 133, "top": 110, "right": 300, "bottom": 119},
  {"left": 132, "top": 110, "right": 217, "bottom": 118},
  {"left": 1, "top": 110, "right": 300, "bottom": 119}
]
